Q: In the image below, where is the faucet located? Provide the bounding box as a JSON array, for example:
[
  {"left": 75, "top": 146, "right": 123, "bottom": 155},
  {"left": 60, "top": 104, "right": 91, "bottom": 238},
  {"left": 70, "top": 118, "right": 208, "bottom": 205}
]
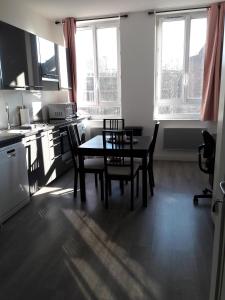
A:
[{"left": 5, "top": 103, "right": 10, "bottom": 130}]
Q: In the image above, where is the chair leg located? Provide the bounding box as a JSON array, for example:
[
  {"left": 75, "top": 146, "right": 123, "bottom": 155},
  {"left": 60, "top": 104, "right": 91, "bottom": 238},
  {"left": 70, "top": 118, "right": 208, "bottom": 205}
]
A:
[
  {"left": 105, "top": 178, "right": 109, "bottom": 209},
  {"left": 99, "top": 172, "right": 104, "bottom": 202},
  {"left": 131, "top": 178, "right": 134, "bottom": 211},
  {"left": 120, "top": 180, "right": 124, "bottom": 195},
  {"left": 94, "top": 173, "right": 98, "bottom": 188},
  {"left": 150, "top": 166, "right": 155, "bottom": 187},
  {"left": 109, "top": 179, "right": 112, "bottom": 195},
  {"left": 74, "top": 170, "right": 78, "bottom": 198},
  {"left": 136, "top": 171, "right": 139, "bottom": 198},
  {"left": 148, "top": 167, "right": 154, "bottom": 196}
]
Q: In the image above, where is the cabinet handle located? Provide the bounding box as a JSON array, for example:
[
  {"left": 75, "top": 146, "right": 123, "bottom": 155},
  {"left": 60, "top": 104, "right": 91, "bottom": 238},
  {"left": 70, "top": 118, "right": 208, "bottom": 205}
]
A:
[
  {"left": 50, "top": 130, "right": 60, "bottom": 136},
  {"left": 26, "top": 136, "right": 41, "bottom": 144},
  {"left": 49, "top": 136, "right": 61, "bottom": 142},
  {"left": 7, "top": 149, "right": 16, "bottom": 158},
  {"left": 52, "top": 154, "right": 62, "bottom": 160},
  {"left": 50, "top": 142, "right": 61, "bottom": 148},
  {"left": 43, "top": 74, "right": 59, "bottom": 78}
]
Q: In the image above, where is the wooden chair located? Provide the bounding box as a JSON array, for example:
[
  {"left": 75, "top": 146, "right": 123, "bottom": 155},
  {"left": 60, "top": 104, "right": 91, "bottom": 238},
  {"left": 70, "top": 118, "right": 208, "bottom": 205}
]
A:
[
  {"left": 137, "top": 122, "right": 160, "bottom": 196},
  {"left": 103, "top": 119, "right": 125, "bottom": 130},
  {"left": 67, "top": 124, "right": 104, "bottom": 201},
  {"left": 102, "top": 129, "right": 140, "bottom": 210}
]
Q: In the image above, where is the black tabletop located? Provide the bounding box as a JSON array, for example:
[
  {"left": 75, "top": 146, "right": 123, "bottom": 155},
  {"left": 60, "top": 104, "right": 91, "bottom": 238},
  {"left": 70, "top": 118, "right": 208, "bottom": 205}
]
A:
[{"left": 78, "top": 135, "right": 151, "bottom": 157}]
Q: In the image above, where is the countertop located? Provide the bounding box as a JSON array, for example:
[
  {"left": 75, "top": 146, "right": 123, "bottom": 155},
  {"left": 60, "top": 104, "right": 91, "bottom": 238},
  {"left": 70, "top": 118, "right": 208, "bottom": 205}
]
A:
[{"left": 0, "top": 116, "right": 86, "bottom": 148}]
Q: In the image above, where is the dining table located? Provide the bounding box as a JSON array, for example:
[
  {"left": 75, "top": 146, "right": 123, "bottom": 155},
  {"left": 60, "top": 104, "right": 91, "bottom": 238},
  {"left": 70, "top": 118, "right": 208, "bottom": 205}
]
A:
[{"left": 77, "top": 135, "right": 152, "bottom": 207}]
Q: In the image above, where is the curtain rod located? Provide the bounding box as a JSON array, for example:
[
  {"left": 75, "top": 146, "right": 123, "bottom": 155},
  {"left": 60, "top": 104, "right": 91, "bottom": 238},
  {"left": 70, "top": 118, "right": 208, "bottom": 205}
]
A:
[
  {"left": 55, "top": 14, "right": 128, "bottom": 24},
  {"left": 148, "top": 6, "right": 209, "bottom": 15}
]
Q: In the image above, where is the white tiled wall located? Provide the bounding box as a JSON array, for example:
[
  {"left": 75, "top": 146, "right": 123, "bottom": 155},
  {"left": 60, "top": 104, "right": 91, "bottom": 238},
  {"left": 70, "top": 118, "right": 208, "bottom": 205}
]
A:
[{"left": 0, "top": 90, "right": 69, "bottom": 129}]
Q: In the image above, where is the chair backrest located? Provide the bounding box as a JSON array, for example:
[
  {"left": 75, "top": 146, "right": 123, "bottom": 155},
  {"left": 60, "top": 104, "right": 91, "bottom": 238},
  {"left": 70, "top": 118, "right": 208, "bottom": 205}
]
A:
[
  {"left": 103, "top": 119, "right": 125, "bottom": 130},
  {"left": 67, "top": 124, "right": 79, "bottom": 170},
  {"left": 102, "top": 129, "right": 134, "bottom": 177},
  {"left": 68, "top": 123, "right": 81, "bottom": 148},
  {"left": 149, "top": 122, "right": 160, "bottom": 157}
]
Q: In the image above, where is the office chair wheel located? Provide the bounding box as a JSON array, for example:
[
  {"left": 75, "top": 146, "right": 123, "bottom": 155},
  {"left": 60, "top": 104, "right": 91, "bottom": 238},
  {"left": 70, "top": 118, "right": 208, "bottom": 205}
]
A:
[{"left": 193, "top": 196, "right": 198, "bottom": 206}]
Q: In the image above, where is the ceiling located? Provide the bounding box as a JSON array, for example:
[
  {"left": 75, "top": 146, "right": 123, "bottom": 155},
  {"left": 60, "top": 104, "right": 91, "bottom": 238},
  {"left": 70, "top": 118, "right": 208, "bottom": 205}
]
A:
[{"left": 12, "top": 0, "right": 219, "bottom": 20}]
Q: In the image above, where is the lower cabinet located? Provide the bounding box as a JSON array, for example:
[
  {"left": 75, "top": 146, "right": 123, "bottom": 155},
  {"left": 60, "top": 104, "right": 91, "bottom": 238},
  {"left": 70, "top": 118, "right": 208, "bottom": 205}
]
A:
[
  {"left": 24, "top": 128, "right": 73, "bottom": 195},
  {"left": 23, "top": 132, "right": 50, "bottom": 194}
]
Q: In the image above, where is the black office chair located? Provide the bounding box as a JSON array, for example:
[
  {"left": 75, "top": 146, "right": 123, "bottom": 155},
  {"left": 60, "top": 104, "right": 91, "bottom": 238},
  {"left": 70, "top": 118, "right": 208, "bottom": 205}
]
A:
[{"left": 193, "top": 130, "right": 216, "bottom": 205}]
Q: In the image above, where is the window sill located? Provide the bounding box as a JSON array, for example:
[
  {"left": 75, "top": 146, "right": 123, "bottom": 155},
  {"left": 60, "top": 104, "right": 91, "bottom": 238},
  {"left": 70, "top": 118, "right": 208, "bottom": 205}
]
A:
[{"left": 154, "top": 118, "right": 201, "bottom": 121}]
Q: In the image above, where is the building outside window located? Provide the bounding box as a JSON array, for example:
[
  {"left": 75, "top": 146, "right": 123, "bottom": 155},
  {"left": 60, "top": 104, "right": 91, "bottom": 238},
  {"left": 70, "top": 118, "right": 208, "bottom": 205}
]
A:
[
  {"left": 76, "top": 20, "right": 121, "bottom": 119},
  {"left": 155, "top": 11, "right": 207, "bottom": 120}
]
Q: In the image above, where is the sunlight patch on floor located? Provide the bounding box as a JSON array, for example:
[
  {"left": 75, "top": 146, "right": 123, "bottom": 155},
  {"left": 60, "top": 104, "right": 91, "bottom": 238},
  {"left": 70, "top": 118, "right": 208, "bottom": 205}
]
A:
[{"left": 62, "top": 208, "right": 162, "bottom": 300}]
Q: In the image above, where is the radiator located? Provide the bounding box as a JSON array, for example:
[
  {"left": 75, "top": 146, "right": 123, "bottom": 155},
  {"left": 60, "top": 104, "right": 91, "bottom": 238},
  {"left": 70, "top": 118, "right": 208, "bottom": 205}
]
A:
[{"left": 163, "top": 128, "right": 205, "bottom": 151}]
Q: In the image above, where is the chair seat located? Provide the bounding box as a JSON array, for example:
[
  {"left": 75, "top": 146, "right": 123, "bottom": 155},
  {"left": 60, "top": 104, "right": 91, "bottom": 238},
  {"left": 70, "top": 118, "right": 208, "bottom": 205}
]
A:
[
  {"left": 108, "top": 162, "right": 140, "bottom": 177},
  {"left": 125, "top": 157, "right": 149, "bottom": 167},
  {"left": 84, "top": 158, "right": 104, "bottom": 170}
]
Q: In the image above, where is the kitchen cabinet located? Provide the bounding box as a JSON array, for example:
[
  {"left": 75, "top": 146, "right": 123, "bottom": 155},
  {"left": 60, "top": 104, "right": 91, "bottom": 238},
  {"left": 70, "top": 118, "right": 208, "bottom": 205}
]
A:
[
  {"left": 0, "top": 142, "right": 30, "bottom": 223},
  {"left": 48, "top": 126, "right": 73, "bottom": 182},
  {"left": 58, "top": 45, "right": 72, "bottom": 90},
  {"left": 23, "top": 127, "right": 73, "bottom": 194},
  {"left": 24, "top": 131, "right": 51, "bottom": 194},
  {"left": 0, "top": 21, "right": 29, "bottom": 89},
  {"left": 37, "top": 37, "right": 59, "bottom": 90},
  {"left": 25, "top": 33, "right": 42, "bottom": 90},
  {"left": 0, "top": 20, "right": 60, "bottom": 91}
]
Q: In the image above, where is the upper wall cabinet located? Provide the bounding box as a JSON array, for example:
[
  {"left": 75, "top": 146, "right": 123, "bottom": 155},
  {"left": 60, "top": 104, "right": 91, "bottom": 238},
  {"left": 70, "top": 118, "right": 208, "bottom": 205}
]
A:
[
  {"left": 58, "top": 45, "right": 72, "bottom": 90},
  {"left": 36, "top": 37, "right": 59, "bottom": 90},
  {"left": 0, "top": 21, "right": 29, "bottom": 89},
  {"left": 0, "top": 20, "right": 60, "bottom": 91}
]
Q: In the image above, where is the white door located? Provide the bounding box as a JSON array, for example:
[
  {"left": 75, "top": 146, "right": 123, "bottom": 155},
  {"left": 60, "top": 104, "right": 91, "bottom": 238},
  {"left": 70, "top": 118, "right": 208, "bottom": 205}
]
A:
[{"left": 209, "top": 21, "right": 225, "bottom": 300}]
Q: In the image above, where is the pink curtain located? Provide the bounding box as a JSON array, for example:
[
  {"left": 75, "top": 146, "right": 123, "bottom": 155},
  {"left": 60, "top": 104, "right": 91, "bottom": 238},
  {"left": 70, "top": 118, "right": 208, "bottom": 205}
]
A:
[
  {"left": 201, "top": 3, "right": 225, "bottom": 121},
  {"left": 63, "top": 17, "right": 77, "bottom": 105}
]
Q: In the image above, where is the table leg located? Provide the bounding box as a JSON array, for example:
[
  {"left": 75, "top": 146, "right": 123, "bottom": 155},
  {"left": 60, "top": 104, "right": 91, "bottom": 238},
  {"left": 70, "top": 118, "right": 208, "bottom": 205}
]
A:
[
  {"left": 142, "top": 156, "right": 147, "bottom": 207},
  {"left": 79, "top": 154, "right": 86, "bottom": 202}
]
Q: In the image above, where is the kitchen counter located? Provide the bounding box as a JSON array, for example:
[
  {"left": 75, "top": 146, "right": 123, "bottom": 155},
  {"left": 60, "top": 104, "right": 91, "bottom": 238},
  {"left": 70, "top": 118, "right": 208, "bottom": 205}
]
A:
[
  {"left": 0, "top": 116, "right": 87, "bottom": 148},
  {"left": 0, "top": 132, "right": 25, "bottom": 148}
]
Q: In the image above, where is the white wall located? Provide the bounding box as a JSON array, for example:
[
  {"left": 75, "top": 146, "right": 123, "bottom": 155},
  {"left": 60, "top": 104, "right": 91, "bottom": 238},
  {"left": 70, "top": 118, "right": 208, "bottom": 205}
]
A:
[
  {"left": 0, "top": 90, "right": 69, "bottom": 129},
  {"left": 0, "top": 0, "right": 64, "bottom": 45},
  {"left": 120, "top": 12, "right": 217, "bottom": 161},
  {"left": 120, "top": 12, "right": 155, "bottom": 136}
]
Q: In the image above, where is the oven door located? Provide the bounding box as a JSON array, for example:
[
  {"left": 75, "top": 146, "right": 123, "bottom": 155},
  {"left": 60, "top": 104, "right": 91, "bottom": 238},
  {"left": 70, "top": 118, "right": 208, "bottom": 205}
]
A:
[
  {"left": 59, "top": 127, "right": 72, "bottom": 163},
  {"left": 48, "top": 127, "right": 73, "bottom": 183}
]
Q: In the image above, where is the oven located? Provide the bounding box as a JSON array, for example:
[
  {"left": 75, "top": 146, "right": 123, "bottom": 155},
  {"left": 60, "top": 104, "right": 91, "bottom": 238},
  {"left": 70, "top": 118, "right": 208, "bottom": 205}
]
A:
[
  {"left": 59, "top": 125, "right": 72, "bottom": 163},
  {"left": 48, "top": 121, "right": 86, "bottom": 180}
]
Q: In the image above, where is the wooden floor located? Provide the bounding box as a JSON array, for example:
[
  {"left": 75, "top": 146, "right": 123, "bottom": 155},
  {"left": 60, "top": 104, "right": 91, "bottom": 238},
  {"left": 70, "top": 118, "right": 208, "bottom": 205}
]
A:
[{"left": 0, "top": 161, "right": 213, "bottom": 300}]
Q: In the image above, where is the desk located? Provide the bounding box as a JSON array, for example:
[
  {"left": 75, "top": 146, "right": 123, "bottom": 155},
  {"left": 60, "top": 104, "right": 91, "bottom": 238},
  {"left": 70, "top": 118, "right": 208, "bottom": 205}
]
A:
[{"left": 77, "top": 135, "right": 151, "bottom": 207}]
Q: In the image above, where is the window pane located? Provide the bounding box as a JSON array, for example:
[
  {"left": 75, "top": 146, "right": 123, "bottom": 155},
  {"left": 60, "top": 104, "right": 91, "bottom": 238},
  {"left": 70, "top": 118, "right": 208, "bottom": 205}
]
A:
[
  {"left": 97, "top": 27, "right": 119, "bottom": 102},
  {"left": 76, "top": 28, "right": 95, "bottom": 103},
  {"left": 160, "top": 19, "right": 185, "bottom": 100},
  {"left": 187, "top": 18, "right": 207, "bottom": 99}
]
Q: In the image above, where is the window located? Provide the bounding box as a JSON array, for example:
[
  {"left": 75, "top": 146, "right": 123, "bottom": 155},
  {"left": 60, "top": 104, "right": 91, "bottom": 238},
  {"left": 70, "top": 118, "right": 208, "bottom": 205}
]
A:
[
  {"left": 155, "top": 12, "right": 207, "bottom": 120},
  {"left": 76, "top": 21, "right": 121, "bottom": 118}
]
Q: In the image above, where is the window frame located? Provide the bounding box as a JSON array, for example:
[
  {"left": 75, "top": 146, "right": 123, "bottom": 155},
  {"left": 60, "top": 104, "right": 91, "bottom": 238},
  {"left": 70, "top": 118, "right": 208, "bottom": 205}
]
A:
[
  {"left": 154, "top": 11, "right": 207, "bottom": 120},
  {"left": 76, "top": 20, "right": 121, "bottom": 119}
]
